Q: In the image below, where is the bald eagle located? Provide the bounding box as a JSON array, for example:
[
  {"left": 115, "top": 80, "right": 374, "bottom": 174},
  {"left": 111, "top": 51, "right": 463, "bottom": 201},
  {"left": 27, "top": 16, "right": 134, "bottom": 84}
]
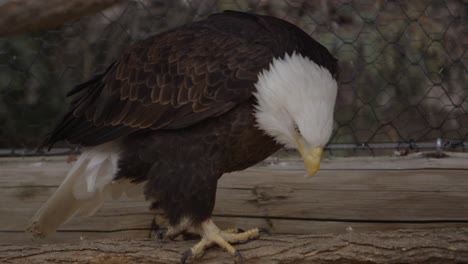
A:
[{"left": 28, "top": 11, "right": 338, "bottom": 263}]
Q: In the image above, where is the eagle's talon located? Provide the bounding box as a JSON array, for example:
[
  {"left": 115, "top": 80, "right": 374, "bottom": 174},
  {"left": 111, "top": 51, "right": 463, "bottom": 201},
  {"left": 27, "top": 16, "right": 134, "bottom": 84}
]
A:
[
  {"left": 155, "top": 227, "right": 168, "bottom": 240},
  {"left": 180, "top": 219, "right": 267, "bottom": 263},
  {"left": 258, "top": 227, "right": 271, "bottom": 236},
  {"left": 149, "top": 217, "right": 160, "bottom": 239},
  {"left": 149, "top": 217, "right": 169, "bottom": 240},
  {"left": 235, "top": 250, "right": 244, "bottom": 264},
  {"left": 180, "top": 249, "right": 192, "bottom": 264}
]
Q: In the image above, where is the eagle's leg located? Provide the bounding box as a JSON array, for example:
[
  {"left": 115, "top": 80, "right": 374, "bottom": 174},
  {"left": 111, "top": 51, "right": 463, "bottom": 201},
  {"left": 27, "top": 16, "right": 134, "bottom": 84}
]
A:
[{"left": 180, "top": 219, "right": 269, "bottom": 264}]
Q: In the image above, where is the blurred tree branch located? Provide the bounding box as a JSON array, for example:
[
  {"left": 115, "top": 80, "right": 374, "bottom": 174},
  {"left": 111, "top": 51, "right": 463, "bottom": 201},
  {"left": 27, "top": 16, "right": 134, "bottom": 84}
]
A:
[{"left": 0, "top": 0, "right": 126, "bottom": 36}]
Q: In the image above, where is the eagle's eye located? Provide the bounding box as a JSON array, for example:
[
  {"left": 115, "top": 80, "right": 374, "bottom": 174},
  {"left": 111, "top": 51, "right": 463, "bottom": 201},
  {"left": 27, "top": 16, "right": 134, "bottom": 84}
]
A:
[{"left": 293, "top": 123, "right": 301, "bottom": 135}]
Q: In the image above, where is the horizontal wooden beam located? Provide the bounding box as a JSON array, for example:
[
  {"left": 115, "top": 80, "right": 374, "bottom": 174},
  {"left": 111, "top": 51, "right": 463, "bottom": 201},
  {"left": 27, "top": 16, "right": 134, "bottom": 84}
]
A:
[{"left": 2, "top": 156, "right": 468, "bottom": 246}]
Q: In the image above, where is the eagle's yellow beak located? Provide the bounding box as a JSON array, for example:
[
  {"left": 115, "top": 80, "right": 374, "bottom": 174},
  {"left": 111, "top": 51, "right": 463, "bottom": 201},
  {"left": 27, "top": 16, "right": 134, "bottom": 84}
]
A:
[{"left": 294, "top": 135, "right": 323, "bottom": 177}]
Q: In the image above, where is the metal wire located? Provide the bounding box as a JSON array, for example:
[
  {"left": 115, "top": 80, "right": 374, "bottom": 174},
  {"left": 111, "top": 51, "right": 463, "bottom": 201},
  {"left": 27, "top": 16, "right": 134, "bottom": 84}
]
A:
[{"left": 0, "top": 0, "right": 466, "bottom": 156}]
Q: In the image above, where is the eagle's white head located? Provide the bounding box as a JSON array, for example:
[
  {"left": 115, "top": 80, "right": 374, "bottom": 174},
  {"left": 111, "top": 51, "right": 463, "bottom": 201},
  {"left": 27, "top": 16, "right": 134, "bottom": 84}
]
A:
[{"left": 254, "top": 52, "right": 338, "bottom": 176}]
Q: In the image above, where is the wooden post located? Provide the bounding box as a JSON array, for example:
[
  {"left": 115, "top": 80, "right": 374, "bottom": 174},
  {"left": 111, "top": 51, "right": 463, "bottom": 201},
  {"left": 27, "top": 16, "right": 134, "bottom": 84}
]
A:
[{"left": 2, "top": 228, "right": 468, "bottom": 263}]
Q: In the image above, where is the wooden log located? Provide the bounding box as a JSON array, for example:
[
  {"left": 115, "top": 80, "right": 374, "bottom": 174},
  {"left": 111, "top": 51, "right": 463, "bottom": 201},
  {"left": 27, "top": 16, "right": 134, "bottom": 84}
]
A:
[
  {"left": 1, "top": 228, "right": 468, "bottom": 263},
  {"left": 0, "top": 0, "right": 124, "bottom": 36}
]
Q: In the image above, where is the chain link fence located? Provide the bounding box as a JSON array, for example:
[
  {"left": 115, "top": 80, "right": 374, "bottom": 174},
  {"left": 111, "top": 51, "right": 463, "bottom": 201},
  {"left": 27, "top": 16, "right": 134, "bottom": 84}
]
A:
[{"left": 0, "top": 0, "right": 466, "bottom": 156}]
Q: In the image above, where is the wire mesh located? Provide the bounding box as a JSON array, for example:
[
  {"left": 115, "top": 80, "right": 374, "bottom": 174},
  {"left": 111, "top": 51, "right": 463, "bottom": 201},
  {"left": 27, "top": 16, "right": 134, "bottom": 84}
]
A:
[{"left": 0, "top": 0, "right": 466, "bottom": 156}]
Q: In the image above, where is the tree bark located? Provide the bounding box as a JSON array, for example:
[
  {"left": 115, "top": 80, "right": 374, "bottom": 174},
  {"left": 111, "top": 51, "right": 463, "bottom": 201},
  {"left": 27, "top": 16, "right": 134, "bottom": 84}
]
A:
[
  {"left": 2, "top": 228, "right": 468, "bottom": 263},
  {"left": 0, "top": 0, "right": 125, "bottom": 36}
]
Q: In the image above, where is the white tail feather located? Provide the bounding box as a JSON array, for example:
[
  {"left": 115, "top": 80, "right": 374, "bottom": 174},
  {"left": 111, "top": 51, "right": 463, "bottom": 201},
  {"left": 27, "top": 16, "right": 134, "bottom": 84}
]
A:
[{"left": 27, "top": 141, "right": 142, "bottom": 238}]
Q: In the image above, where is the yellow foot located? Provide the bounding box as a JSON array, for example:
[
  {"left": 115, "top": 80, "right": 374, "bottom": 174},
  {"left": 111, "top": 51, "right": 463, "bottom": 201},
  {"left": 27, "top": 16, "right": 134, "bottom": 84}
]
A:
[
  {"left": 180, "top": 219, "right": 270, "bottom": 264},
  {"left": 220, "top": 227, "right": 270, "bottom": 244}
]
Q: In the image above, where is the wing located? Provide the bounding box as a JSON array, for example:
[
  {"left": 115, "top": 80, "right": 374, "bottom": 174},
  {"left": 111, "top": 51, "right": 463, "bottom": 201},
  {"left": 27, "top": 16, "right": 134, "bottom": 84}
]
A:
[{"left": 43, "top": 12, "right": 277, "bottom": 147}]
